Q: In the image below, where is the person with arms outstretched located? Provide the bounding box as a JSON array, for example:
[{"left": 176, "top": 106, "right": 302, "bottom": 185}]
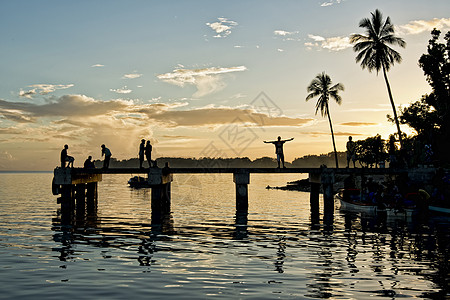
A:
[{"left": 264, "top": 136, "right": 294, "bottom": 168}]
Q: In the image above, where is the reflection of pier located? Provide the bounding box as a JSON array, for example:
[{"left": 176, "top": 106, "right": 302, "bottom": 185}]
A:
[{"left": 53, "top": 167, "right": 420, "bottom": 219}]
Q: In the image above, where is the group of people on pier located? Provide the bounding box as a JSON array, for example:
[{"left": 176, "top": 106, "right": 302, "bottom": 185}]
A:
[
  {"left": 60, "top": 140, "right": 153, "bottom": 169},
  {"left": 60, "top": 143, "right": 113, "bottom": 169}
]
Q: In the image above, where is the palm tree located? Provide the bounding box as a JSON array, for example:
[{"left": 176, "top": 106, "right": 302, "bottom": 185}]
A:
[
  {"left": 306, "top": 72, "right": 344, "bottom": 168},
  {"left": 350, "top": 9, "right": 406, "bottom": 148}
]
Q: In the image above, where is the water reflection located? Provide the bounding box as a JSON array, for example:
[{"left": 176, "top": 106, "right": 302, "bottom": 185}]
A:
[{"left": 49, "top": 183, "right": 450, "bottom": 299}]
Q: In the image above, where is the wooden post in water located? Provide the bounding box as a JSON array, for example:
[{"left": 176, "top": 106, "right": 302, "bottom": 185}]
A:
[
  {"left": 86, "top": 182, "right": 98, "bottom": 216},
  {"left": 309, "top": 173, "right": 320, "bottom": 222},
  {"left": 149, "top": 168, "right": 173, "bottom": 213},
  {"left": 233, "top": 171, "right": 250, "bottom": 211},
  {"left": 320, "top": 167, "right": 335, "bottom": 219},
  {"left": 75, "top": 183, "right": 86, "bottom": 218}
]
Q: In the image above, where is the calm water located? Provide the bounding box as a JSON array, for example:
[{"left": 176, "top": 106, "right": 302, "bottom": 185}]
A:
[{"left": 0, "top": 172, "right": 449, "bottom": 299}]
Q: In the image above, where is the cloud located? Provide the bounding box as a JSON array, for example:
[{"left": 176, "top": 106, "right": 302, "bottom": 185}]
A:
[
  {"left": 110, "top": 87, "right": 132, "bottom": 94},
  {"left": 19, "top": 84, "right": 74, "bottom": 98},
  {"left": 0, "top": 95, "right": 312, "bottom": 129},
  {"left": 157, "top": 66, "right": 247, "bottom": 97},
  {"left": 91, "top": 64, "right": 105, "bottom": 67},
  {"left": 340, "top": 122, "right": 378, "bottom": 126},
  {"left": 274, "top": 30, "right": 299, "bottom": 36},
  {"left": 308, "top": 131, "right": 361, "bottom": 137},
  {"left": 123, "top": 73, "right": 142, "bottom": 79},
  {"left": 274, "top": 30, "right": 301, "bottom": 41},
  {"left": 277, "top": 48, "right": 285, "bottom": 52},
  {"left": 0, "top": 109, "right": 35, "bottom": 123},
  {"left": 320, "top": 0, "right": 342, "bottom": 6},
  {"left": 397, "top": 18, "right": 450, "bottom": 35},
  {"left": 19, "top": 89, "right": 36, "bottom": 99},
  {"left": 306, "top": 34, "right": 351, "bottom": 51},
  {"left": 206, "top": 17, "right": 238, "bottom": 38}
]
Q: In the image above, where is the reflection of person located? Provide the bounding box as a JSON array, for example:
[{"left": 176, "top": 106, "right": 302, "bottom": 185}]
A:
[
  {"left": 145, "top": 140, "right": 152, "bottom": 167},
  {"left": 83, "top": 155, "right": 95, "bottom": 168},
  {"left": 139, "top": 139, "right": 145, "bottom": 168},
  {"left": 101, "top": 144, "right": 112, "bottom": 169},
  {"left": 60, "top": 144, "right": 74, "bottom": 168},
  {"left": 264, "top": 136, "right": 294, "bottom": 168},
  {"left": 346, "top": 136, "right": 356, "bottom": 168}
]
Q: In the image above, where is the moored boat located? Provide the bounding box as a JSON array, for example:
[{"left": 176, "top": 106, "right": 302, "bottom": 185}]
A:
[
  {"left": 428, "top": 205, "right": 450, "bottom": 214},
  {"left": 128, "top": 176, "right": 151, "bottom": 188},
  {"left": 336, "top": 188, "right": 417, "bottom": 218}
]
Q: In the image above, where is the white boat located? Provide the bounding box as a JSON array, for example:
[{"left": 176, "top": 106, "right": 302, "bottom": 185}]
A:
[{"left": 335, "top": 189, "right": 416, "bottom": 218}]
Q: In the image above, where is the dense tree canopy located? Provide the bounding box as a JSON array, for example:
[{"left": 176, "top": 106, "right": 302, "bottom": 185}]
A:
[{"left": 398, "top": 29, "right": 450, "bottom": 164}]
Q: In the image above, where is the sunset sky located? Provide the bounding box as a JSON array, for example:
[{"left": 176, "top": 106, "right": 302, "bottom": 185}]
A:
[{"left": 1, "top": 0, "right": 449, "bottom": 170}]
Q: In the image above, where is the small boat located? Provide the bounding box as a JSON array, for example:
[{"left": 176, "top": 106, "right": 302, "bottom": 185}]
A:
[
  {"left": 428, "top": 205, "right": 450, "bottom": 214},
  {"left": 336, "top": 189, "right": 378, "bottom": 214},
  {"left": 336, "top": 189, "right": 417, "bottom": 218},
  {"left": 128, "top": 176, "right": 151, "bottom": 188}
]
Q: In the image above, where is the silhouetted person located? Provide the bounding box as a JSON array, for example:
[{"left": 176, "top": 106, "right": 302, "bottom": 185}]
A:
[
  {"left": 346, "top": 136, "right": 356, "bottom": 168},
  {"left": 84, "top": 155, "right": 95, "bottom": 168},
  {"left": 145, "top": 140, "right": 152, "bottom": 167},
  {"left": 264, "top": 136, "right": 294, "bottom": 168},
  {"left": 60, "top": 144, "right": 74, "bottom": 168},
  {"left": 139, "top": 139, "right": 145, "bottom": 168},
  {"left": 388, "top": 136, "right": 397, "bottom": 167},
  {"left": 101, "top": 144, "right": 111, "bottom": 169}
]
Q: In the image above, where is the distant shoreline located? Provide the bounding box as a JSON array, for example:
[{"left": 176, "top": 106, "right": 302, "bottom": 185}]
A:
[{"left": 0, "top": 170, "right": 53, "bottom": 173}]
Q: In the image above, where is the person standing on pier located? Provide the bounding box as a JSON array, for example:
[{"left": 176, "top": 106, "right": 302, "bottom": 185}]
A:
[
  {"left": 145, "top": 140, "right": 152, "bottom": 167},
  {"left": 139, "top": 139, "right": 145, "bottom": 168},
  {"left": 264, "top": 136, "right": 294, "bottom": 168},
  {"left": 60, "top": 144, "right": 74, "bottom": 168},
  {"left": 346, "top": 136, "right": 357, "bottom": 168},
  {"left": 101, "top": 144, "right": 112, "bottom": 169}
]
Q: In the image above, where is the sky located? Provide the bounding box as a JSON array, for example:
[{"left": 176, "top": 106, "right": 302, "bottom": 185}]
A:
[{"left": 1, "top": 0, "right": 449, "bottom": 170}]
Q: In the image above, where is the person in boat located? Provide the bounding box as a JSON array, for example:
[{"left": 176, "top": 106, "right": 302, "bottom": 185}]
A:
[
  {"left": 139, "top": 139, "right": 145, "bottom": 169},
  {"left": 83, "top": 155, "right": 95, "bottom": 169},
  {"left": 60, "top": 144, "right": 74, "bottom": 168},
  {"left": 346, "top": 136, "right": 357, "bottom": 168},
  {"left": 145, "top": 140, "right": 152, "bottom": 167},
  {"left": 101, "top": 144, "right": 112, "bottom": 169},
  {"left": 263, "top": 136, "right": 294, "bottom": 168}
]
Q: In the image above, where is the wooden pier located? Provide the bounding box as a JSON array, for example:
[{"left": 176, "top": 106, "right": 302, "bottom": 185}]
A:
[{"left": 53, "top": 166, "right": 421, "bottom": 221}]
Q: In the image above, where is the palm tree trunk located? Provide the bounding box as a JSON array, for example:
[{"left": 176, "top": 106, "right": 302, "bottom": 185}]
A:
[
  {"left": 326, "top": 105, "right": 339, "bottom": 168},
  {"left": 382, "top": 66, "right": 403, "bottom": 149}
]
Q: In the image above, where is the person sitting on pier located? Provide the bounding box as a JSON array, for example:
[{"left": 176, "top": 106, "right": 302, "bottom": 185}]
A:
[
  {"left": 139, "top": 139, "right": 145, "bottom": 168},
  {"left": 101, "top": 144, "right": 112, "bottom": 169},
  {"left": 83, "top": 155, "right": 95, "bottom": 169},
  {"left": 264, "top": 136, "right": 294, "bottom": 168},
  {"left": 60, "top": 144, "right": 74, "bottom": 168},
  {"left": 145, "top": 140, "right": 152, "bottom": 167}
]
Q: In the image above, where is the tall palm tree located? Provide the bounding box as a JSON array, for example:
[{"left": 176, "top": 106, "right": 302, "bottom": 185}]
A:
[
  {"left": 350, "top": 9, "right": 406, "bottom": 148},
  {"left": 306, "top": 72, "right": 344, "bottom": 168}
]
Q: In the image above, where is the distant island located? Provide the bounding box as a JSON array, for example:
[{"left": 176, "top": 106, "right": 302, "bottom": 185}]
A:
[{"left": 92, "top": 151, "right": 349, "bottom": 169}]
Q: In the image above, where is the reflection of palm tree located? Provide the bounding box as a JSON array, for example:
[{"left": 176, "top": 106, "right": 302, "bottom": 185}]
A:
[
  {"left": 306, "top": 72, "right": 344, "bottom": 168},
  {"left": 350, "top": 9, "right": 406, "bottom": 148}
]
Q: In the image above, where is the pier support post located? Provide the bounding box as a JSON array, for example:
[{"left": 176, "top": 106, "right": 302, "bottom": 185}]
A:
[
  {"left": 149, "top": 168, "right": 173, "bottom": 213},
  {"left": 233, "top": 171, "right": 250, "bottom": 211},
  {"left": 75, "top": 183, "right": 86, "bottom": 218},
  {"left": 309, "top": 173, "right": 320, "bottom": 223},
  {"left": 321, "top": 168, "right": 335, "bottom": 220},
  {"left": 86, "top": 182, "right": 98, "bottom": 216}
]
